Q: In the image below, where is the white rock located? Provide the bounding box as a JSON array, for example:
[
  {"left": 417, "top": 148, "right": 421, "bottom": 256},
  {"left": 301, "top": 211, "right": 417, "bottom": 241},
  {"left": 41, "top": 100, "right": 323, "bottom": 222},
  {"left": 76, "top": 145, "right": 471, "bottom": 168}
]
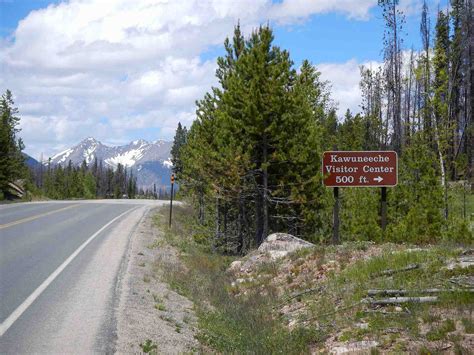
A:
[
  {"left": 258, "top": 233, "right": 314, "bottom": 254},
  {"left": 268, "top": 250, "right": 289, "bottom": 260},
  {"left": 228, "top": 260, "right": 243, "bottom": 273},
  {"left": 331, "top": 341, "right": 379, "bottom": 354},
  {"left": 226, "top": 233, "right": 314, "bottom": 273},
  {"left": 355, "top": 322, "right": 369, "bottom": 330}
]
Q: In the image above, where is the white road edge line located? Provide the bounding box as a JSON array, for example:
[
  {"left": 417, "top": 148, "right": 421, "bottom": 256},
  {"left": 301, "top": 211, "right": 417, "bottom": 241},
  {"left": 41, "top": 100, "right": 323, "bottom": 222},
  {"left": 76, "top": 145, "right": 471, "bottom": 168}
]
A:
[{"left": 0, "top": 206, "right": 140, "bottom": 337}]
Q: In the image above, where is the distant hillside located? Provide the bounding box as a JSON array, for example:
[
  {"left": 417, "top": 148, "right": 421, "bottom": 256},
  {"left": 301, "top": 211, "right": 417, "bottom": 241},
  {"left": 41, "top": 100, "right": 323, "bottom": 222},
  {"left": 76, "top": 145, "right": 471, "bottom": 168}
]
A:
[{"left": 23, "top": 153, "right": 41, "bottom": 169}]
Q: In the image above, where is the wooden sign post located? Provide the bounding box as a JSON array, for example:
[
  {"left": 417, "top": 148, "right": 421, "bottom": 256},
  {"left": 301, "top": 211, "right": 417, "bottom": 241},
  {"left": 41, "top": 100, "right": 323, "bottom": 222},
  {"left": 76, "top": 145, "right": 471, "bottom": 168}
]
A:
[
  {"left": 169, "top": 173, "right": 175, "bottom": 228},
  {"left": 322, "top": 151, "right": 398, "bottom": 243}
]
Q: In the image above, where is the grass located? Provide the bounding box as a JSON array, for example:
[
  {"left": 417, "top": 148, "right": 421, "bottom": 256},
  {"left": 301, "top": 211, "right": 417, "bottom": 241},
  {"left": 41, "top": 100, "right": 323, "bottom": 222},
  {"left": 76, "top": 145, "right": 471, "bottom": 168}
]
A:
[
  {"left": 139, "top": 339, "right": 158, "bottom": 353},
  {"left": 153, "top": 205, "right": 322, "bottom": 354},
  {"left": 159, "top": 314, "right": 174, "bottom": 323},
  {"left": 299, "top": 245, "right": 473, "bottom": 349},
  {"left": 425, "top": 319, "right": 456, "bottom": 341},
  {"left": 152, "top": 293, "right": 162, "bottom": 303},
  {"left": 461, "top": 318, "right": 474, "bottom": 334},
  {"left": 154, "top": 303, "right": 166, "bottom": 311},
  {"left": 153, "top": 204, "right": 473, "bottom": 353},
  {"left": 147, "top": 239, "right": 164, "bottom": 249},
  {"left": 448, "top": 184, "right": 473, "bottom": 221}
]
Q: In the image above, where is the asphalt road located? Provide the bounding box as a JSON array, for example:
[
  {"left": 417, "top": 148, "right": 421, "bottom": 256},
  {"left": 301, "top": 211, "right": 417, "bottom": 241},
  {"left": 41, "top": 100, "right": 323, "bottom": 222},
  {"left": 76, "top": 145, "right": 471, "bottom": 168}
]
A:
[{"left": 0, "top": 199, "right": 167, "bottom": 353}]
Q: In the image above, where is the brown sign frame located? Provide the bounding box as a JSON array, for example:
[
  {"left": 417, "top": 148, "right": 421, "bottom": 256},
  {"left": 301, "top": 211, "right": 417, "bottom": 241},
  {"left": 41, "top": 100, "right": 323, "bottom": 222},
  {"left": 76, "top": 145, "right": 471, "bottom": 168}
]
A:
[{"left": 322, "top": 150, "right": 398, "bottom": 188}]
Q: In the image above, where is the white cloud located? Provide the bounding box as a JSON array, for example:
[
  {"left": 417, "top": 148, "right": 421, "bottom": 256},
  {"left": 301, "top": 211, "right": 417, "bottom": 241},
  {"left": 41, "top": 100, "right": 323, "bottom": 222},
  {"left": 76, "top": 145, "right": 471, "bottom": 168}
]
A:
[
  {"left": 0, "top": 0, "right": 381, "bottom": 158},
  {"left": 317, "top": 59, "right": 382, "bottom": 118},
  {"left": 269, "top": 0, "right": 376, "bottom": 22}
]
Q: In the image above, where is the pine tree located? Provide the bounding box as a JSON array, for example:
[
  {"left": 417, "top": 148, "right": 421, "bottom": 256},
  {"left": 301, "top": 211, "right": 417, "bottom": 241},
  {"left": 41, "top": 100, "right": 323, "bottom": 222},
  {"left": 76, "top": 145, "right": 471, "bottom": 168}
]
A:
[
  {"left": 0, "top": 90, "right": 25, "bottom": 197},
  {"left": 170, "top": 122, "right": 188, "bottom": 180},
  {"left": 181, "top": 25, "right": 330, "bottom": 248},
  {"left": 83, "top": 171, "right": 96, "bottom": 199}
]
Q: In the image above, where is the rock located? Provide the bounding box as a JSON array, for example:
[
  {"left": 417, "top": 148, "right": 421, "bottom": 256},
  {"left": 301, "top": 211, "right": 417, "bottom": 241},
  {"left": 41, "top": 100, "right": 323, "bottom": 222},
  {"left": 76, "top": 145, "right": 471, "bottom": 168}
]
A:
[
  {"left": 331, "top": 341, "right": 379, "bottom": 354},
  {"left": 258, "top": 233, "right": 314, "bottom": 254},
  {"left": 288, "top": 319, "right": 298, "bottom": 329},
  {"left": 228, "top": 260, "right": 243, "bottom": 273},
  {"left": 227, "top": 233, "right": 314, "bottom": 275},
  {"left": 267, "top": 250, "right": 290, "bottom": 259},
  {"left": 355, "top": 322, "right": 369, "bottom": 330}
]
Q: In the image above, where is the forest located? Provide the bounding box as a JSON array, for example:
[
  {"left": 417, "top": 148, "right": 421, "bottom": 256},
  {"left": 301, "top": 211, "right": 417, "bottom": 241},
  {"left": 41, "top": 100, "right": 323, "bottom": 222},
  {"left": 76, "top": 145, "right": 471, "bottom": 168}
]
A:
[
  {"left": 29, "top": 159, "right": 139, "bottom": 200},
  {"left": 1, "top": 0, "right": 472, "bottom": 247},
  {"left": 171, "top": 0, "right": 473, "bottom": 252},
  {"left": 1, "top": 91, "right": 170, "bottom": 200}
]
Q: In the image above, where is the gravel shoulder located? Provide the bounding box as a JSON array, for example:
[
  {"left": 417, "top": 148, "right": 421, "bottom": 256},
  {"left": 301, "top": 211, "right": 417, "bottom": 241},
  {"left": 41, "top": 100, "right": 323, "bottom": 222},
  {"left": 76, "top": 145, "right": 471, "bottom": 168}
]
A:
[{"left": 116, "top": 207, "right": 198, "bottom": 354}]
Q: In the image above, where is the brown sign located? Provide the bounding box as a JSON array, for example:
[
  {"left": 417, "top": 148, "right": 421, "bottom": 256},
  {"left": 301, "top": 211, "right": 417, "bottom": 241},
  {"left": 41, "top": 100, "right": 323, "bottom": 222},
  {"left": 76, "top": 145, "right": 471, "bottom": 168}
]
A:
[{"left": 323, "top": 151, "right": 398, "bottom": 187}]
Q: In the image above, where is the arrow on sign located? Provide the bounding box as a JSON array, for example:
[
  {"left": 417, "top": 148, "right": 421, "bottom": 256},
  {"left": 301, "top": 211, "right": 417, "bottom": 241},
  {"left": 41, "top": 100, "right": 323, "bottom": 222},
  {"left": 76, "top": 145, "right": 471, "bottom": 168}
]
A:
[{"left": 374, "top": 176, "right": 384, "bottom": 183}]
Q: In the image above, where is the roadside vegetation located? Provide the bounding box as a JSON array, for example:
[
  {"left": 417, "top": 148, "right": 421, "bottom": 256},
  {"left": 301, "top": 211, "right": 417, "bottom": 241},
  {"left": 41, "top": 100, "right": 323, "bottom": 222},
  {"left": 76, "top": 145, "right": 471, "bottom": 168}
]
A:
[
  {"left": 171, "top": 0, "right": 473, "bottom": 253},
  {"left": 0, "top": 90, "right": 27, "bottom": 201},
  {"left": 153, "top": 205, "right": 321, "bottom": 353},
  {"left": 153, "top": 205, "right": 473, "bottom": 353},
  {"left": 156, "top": 2, "right": 474, "bottom": 351}
]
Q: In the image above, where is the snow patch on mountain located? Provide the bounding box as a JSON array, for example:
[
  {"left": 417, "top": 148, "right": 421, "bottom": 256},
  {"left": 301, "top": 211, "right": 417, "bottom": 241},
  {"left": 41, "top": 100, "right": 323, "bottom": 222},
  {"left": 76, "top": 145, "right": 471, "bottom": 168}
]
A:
[
  {"left": 51, "top": 148, "right": 74, "bottom": 164},
  {"left": 163, "top": 159, "right": 173, "bottom": 168},
  {"left": 47, "top": 137, "right": 173, "bottom": 187},
  {"left": 84, "top": 146, "right": 98, "bottom": 164},
  {"left": 105, "top": 148, "right": 146, "bottom": 168}
]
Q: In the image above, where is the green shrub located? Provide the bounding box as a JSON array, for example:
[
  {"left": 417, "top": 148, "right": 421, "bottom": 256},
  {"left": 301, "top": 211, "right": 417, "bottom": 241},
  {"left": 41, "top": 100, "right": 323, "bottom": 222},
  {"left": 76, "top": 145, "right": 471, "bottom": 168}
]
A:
[
  {"left": 341, "top": 188, "right": 382, "bottom": 242},
  {"left": 387, "top": 138, "right": 445, "bottom": 244},
  {"left": 442, "top": 217, "right": 472, "bottom": 244},
  {"left": 192, "top": 233, "right": 208, "bottom": 245}
]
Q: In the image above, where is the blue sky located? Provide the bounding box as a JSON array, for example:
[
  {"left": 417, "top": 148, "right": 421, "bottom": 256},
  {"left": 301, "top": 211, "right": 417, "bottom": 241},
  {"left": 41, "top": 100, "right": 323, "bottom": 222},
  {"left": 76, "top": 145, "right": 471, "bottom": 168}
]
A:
[
  {"left": 0, "top": 0, "right": 447, "bottom": 158},
  {"left": 0, "top": 0, "right": 58, "bottom": 36}
]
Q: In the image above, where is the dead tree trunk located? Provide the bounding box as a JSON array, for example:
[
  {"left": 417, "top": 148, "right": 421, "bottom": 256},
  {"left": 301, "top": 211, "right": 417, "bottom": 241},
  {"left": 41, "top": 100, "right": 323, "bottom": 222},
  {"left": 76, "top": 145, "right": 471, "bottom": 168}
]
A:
[{"left": 262, "top": 132, "right": 269, "bottom": 243}]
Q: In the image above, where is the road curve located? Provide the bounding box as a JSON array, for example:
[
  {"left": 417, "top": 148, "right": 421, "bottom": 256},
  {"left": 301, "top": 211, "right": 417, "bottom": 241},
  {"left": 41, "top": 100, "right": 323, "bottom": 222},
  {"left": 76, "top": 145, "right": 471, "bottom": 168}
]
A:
[{"left": 0, "top": 199, "right": 168, "bottom": 353}]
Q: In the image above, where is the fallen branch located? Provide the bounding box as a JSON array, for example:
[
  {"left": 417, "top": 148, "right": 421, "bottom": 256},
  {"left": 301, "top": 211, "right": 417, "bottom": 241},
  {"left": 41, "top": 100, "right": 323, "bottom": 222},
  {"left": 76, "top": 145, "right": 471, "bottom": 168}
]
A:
[
  {"left": 288, "top": 286, "right": 324, "bottom": 300},
  {"left": 363, "top": 309, "right": 410, "bottom": 315},
  {"left": 275, "top": 286, "right": 325, "bottom": 308},
  {"left": 384, "top": 328, "right": 403, "bottom": 334},
  {"left": 449, "top": 276, "right": 474, "bottom": 288},
  {"left": 367, "top": 288, "right": 474, "bottom": 296},
  {"left": 373, "top": 264, "right": 419, "bottom": 277},
  {"left": 363, "top": 296, "right": 438, "bottom": 305}
]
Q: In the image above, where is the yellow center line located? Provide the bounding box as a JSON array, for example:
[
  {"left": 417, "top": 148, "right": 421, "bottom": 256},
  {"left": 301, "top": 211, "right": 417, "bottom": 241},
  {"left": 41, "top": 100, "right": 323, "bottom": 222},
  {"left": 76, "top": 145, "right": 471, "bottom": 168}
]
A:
[{"left": 0, "top": 204, "right": 80, "bottom": 230}]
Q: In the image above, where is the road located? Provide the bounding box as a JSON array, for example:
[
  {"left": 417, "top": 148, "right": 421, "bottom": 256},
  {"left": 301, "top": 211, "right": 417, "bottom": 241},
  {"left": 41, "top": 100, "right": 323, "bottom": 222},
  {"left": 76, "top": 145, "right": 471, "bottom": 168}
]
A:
[{"left": 0, "top": 199, "right": 167, "bottom": 353}]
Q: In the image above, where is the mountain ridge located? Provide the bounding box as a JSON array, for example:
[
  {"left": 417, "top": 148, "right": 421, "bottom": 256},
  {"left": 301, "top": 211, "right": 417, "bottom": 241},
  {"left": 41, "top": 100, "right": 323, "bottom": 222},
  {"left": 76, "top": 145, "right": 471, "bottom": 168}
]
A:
[{"left": 46, "top": 137, "right": 173, "bottom": 188}]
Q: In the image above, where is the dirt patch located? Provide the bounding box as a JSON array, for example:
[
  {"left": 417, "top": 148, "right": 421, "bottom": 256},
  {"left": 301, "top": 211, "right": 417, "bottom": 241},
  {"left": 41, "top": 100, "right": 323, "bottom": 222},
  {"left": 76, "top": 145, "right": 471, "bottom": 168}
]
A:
[{"left": 115, "top": 208, "right": 198, "bottom": 354}]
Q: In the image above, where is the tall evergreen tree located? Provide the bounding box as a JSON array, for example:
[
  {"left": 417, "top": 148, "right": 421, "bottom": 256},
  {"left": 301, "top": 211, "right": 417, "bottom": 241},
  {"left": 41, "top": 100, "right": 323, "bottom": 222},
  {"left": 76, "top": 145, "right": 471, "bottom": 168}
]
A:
[
  {"left": 0, "top": 90, "right": 25, "bottom": 198},
  {"left": 181, "top": 25, "right": 330, "bottom": 249},
  {"left": 170, "top": 122, "right": 188, "bottom": 180}
]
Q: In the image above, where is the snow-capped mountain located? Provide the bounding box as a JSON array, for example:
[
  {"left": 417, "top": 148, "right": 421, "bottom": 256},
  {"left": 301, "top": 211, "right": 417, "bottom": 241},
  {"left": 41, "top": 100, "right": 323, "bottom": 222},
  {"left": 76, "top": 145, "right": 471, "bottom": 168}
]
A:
[{"left": 47, "top": 137, "right": 173, "bottom": 187}]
